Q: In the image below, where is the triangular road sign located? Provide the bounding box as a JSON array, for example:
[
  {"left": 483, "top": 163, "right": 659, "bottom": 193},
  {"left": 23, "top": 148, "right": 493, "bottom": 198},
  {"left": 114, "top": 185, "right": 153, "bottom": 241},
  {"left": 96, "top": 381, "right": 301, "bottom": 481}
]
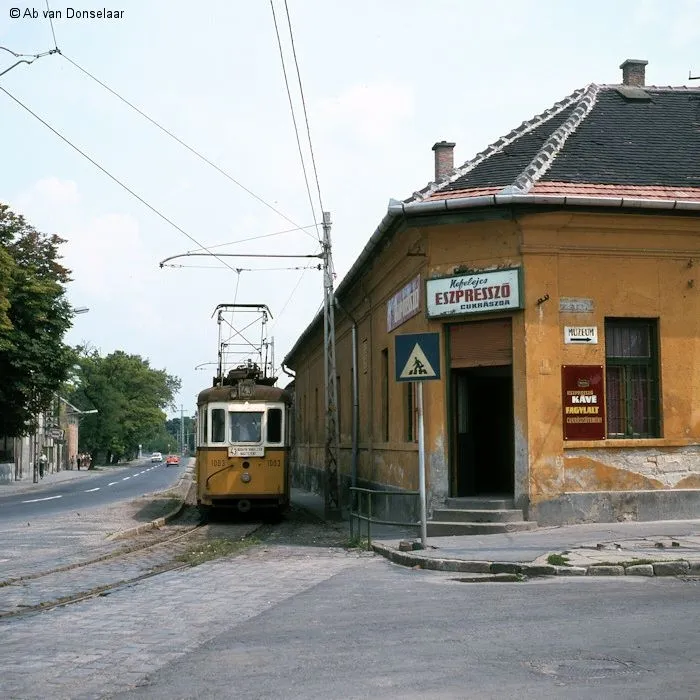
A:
[{"left": 399, "top": 343, "right": 438, "bottom": 380}]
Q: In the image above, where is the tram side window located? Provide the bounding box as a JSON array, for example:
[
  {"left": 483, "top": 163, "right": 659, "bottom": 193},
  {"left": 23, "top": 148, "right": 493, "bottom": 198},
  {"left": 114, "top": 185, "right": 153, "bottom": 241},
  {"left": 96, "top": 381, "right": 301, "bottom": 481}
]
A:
[
  {"left": 230, "top": 412, "right": 263, "bottom": 443},
  {"left": 267, "top": 408, "right": 282, "bottom": 443},
  {"left": 201, "top": 408, "right": 208, "bottom": 445},
  {"left": 211, "top": 408, "right": 226, "bottom": 443}
]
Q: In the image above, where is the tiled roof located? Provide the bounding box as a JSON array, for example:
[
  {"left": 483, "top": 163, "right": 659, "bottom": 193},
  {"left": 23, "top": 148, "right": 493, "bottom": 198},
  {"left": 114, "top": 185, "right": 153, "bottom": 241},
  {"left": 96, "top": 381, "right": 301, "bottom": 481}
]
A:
[{"left": 412, "top": 84, "right": 700, "bottom": 203}]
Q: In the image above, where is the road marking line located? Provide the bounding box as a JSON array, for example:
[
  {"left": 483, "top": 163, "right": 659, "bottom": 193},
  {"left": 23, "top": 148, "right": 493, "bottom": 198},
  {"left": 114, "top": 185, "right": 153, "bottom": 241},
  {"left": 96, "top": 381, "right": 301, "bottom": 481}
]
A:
[
  {"left": 84, "top": 487, "right": 100, "bottom": 492},
  {"left": 21, "top": 495, "right": 62, "bottom": 503},
  {"left": 108, "top": 481, "right": 118, "bottom": 486},
  {"left": 122, "top": 476, "right": 131, "bottom": 480}
]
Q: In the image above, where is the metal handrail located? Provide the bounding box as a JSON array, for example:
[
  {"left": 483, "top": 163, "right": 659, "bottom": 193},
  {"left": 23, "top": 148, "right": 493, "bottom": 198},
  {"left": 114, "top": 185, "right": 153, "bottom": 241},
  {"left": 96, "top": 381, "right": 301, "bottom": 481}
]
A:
[{"left": 349, "top": 487, "right": 421, "bottom": 549}]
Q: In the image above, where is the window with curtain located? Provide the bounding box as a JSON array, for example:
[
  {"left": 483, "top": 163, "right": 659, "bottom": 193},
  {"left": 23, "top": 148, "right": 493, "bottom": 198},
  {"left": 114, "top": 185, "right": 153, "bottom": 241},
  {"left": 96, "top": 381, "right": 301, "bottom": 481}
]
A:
[{"left": 605, "top": 319, "right": 660, "bottom": 438}]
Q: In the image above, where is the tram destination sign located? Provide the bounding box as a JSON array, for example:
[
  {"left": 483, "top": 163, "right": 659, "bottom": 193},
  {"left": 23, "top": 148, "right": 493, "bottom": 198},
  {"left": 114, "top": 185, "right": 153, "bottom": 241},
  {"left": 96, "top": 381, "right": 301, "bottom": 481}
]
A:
[
  {"left": 426, "top": 268, "right": 521, "bottom": 318},
  {"left": 228, "top": 445, "right": 264, "bottom": 457}
]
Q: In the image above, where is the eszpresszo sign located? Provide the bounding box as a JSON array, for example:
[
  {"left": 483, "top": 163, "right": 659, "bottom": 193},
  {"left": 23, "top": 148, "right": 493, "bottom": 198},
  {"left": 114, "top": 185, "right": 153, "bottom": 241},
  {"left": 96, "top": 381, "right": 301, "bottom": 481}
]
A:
[
  {"left": 426, "top": 268, "right": 521, "bottom": 318},
  {"left": 387, "top": 275, "right": 421, "bottom": 332}
]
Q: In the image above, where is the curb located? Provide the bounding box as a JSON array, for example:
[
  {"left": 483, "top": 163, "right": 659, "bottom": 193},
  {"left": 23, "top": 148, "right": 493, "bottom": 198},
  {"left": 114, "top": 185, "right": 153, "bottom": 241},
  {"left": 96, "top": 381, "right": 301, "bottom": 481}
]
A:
[
  {"left": 371, "top": 543, "right": 700, "bottom": 578},
  {"left": 107, "top": 468, "right": 196, "bottom": 542}
]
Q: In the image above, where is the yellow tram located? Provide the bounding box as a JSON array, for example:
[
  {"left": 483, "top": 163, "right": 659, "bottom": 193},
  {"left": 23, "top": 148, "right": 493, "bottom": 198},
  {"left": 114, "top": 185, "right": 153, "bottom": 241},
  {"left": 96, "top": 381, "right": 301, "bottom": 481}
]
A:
[{"left": 195, "top": 362, "right": 292, "bottom": 516}]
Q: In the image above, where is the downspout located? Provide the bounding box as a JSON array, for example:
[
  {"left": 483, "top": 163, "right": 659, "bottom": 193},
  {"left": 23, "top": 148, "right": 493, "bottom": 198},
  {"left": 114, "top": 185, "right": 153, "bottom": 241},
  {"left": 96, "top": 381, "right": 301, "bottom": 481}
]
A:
[{"left": 334, "top": 298, "right": 359, "bottom": 489}]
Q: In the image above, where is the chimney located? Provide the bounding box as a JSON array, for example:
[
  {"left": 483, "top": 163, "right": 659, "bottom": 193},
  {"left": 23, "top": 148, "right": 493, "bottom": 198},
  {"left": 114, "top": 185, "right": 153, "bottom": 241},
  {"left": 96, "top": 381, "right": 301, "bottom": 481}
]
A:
[
  {"left": 432, "top": 141, "right": 455, "bottom": 182},
  {"left": 620, "top": 59, "right": 648, "bottom": 87}
]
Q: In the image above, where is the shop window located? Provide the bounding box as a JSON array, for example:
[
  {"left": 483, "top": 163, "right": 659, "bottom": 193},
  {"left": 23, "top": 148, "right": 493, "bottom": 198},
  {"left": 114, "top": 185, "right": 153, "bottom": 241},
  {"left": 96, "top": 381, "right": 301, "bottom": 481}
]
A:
[
  {"left": 381, "top": 348, "right": 389, "bottom": 441},
  {"left": 605, "top": 319, "right": 660, "bottom": 438},
  {"left": 405, "top": 382, "right": 417, "bottom": 442},
  {"left": 211, "top": 408, "right": 226, "bottom": 443}
]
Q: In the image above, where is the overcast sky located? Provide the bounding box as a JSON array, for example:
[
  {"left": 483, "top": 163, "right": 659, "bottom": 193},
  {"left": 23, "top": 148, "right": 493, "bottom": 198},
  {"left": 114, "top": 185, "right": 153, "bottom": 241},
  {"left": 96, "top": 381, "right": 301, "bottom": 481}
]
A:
[{"left": 1, "top": 0, "right": 698, "bottom": 418}]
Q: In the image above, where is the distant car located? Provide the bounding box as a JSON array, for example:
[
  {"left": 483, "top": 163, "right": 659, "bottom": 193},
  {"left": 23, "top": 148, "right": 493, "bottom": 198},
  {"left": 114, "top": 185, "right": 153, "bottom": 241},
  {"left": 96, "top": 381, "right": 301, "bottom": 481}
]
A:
[
  {"left": 150, "top": 452, "right": 163, "bottom": 462},
  {"left": 166, "top": 454, "right": 180, "bottom": 466}
]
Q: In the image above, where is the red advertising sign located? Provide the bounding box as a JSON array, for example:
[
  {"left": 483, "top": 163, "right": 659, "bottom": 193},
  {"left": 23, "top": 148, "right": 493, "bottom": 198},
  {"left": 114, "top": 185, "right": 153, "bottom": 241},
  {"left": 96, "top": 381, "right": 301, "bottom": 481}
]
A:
[{"left": 561, "top": 365, "right": 606, "bottom": 440}]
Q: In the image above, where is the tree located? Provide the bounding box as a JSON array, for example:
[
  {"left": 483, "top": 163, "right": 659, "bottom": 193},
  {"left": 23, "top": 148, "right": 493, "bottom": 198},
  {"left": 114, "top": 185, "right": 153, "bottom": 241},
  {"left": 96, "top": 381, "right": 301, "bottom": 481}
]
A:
[
  {"left": 165, "top": 415, "right": 196, "bottom": 453},
  {"left": 69, "top": 348, "right": 181, "bottom": 464},
  {"left": 0, "top": 203, "right": 74, "bottom": 436}
]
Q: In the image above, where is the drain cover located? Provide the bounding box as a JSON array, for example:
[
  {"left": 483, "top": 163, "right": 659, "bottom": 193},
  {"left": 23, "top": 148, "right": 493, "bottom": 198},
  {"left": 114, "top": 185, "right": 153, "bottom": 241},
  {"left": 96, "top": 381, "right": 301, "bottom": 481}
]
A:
[{"left": 527, "top": 656, "right": 640, "bottom": 680}]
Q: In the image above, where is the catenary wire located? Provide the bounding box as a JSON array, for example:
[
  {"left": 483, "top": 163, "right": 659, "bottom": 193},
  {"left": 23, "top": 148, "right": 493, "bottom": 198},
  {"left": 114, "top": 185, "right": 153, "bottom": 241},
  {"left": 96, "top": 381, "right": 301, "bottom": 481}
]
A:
[
  {"left": 45, "top": 1, "right": 58, "bottom": 50},
  {"left": 284, "top": 0, "right": 325, "bottom": 215},
  {"left": 0, "top": 86, "right": 245, "bottom": 277},
  {"left": 186, "top": 224, "right": 320, "bottom": 253},
  {"left": 269, "top": 0, "right": 320, "bottom": 240},
  {"left": 163, "top": 263, "right": 321, "bottom": 271},
  {"left": 59, "top": 52, "right": 320, "bottom": 244}
]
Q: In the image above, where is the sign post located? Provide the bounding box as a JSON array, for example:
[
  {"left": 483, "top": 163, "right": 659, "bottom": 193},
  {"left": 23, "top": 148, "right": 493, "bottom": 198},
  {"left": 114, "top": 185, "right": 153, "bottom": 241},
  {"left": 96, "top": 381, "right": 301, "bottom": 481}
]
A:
[{"left": 395, "top": 332, "right": 441, "bottom": 548}]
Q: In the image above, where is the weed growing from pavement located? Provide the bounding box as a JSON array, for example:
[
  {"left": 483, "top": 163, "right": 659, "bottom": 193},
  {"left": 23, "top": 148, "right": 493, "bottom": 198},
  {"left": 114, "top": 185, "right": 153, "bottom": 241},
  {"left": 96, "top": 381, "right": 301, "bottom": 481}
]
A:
[
  {"left": 176, "top": 537, "right": 259, "bottom": 566},
  {"left": 592, "top": 558, "right": 667, "bottom": 567},
  {"left": 344, "top": 535, "right": 370, "bottom": 550},
  {"left": 547, "top": 553, "right": 571, "bottom": 566}
]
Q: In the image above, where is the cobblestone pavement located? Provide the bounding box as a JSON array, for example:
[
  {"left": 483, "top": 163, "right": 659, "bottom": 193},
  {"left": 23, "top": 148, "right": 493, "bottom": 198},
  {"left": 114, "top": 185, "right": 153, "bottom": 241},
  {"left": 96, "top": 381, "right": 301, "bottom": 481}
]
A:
[
  {"left": 0, "top": 498, "right": 181, "bottom": 582},
  {"left": 0, "top": 505, "right": 374, "bottom": 699}
]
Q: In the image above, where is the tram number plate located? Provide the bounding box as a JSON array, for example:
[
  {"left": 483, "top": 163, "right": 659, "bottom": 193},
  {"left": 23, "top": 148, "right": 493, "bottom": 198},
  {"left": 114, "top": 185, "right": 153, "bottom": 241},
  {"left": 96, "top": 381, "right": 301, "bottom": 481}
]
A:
[{"left": 228, "top": 446, "right": 264, "bottom": 457}]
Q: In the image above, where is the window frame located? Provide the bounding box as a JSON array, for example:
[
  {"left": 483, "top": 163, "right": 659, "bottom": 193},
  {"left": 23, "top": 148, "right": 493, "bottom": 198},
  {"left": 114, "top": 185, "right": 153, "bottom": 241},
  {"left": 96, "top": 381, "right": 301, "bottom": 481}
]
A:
[{"left": 604, "top": 318, "right": 661, "bottom": 439}]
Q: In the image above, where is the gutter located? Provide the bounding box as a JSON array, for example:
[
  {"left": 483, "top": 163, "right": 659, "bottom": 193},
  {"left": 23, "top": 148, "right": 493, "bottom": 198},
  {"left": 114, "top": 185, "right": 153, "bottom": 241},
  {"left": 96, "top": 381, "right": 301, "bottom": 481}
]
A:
[{"left": 283, "top": 192, "right": 700, "bottom": 365}]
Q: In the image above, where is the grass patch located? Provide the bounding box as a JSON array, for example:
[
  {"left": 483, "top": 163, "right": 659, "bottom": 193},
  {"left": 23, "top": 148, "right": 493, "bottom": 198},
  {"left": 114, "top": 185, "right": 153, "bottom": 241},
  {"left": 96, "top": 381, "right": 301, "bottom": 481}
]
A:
[
  {"left": 547, "top": 553, "right": 571, "bottom": 566},
  {"left": 176, "top": 536, "right": 259, "bottom": 567},
  {"left": 344, "top": 535, "right": 370, "bottom": 550},
  {"left": 592, "top": 558, "right": 658, "bottom": 568}
]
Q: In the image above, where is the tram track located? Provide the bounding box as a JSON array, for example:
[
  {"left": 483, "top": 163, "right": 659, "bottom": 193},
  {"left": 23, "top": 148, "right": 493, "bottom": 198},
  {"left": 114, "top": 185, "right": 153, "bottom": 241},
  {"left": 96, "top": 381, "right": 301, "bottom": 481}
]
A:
[{"left": 0, "top": 510, "right": 260, "bottom": 621}]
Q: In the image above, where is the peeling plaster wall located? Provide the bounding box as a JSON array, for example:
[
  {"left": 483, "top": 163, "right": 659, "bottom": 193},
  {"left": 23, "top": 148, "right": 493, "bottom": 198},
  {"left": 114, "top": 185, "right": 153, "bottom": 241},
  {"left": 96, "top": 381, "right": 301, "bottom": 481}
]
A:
[
  {"left": 563, "top": 447, "right": 700, "bottom": 490},
  {"left": 522, "top": 210, "right": 700, "bottom": 524}
]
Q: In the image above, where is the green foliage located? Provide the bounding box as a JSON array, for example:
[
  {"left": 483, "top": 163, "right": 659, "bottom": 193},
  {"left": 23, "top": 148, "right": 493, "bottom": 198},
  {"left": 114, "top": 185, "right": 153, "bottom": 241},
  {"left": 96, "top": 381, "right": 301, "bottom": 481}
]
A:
[
  {"left": 0, "top": 203, "right": 74, "bottom": 436},
  {"left": 68, "top": 348, "right": 181, "bottom": 464},
  {"left": 165, "top": 415, "right": 196, "bottom": 453}
]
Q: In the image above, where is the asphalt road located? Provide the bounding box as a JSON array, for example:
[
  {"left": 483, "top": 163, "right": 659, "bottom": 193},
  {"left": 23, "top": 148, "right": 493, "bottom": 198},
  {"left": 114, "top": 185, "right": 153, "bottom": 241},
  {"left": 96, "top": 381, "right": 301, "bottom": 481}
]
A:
[
  {"left": 112, "top": 565, "right": 700, "bottom": 700},
  {"left": 0, "top": 459, "right": 185, "bottom": 521}
]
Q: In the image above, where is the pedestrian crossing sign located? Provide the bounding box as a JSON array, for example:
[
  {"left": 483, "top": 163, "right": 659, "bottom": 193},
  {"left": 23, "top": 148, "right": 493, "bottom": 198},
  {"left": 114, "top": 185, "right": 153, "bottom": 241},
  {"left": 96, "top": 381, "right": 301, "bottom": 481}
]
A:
[{"left": 395, "top": 332, "right": 441, "bottom": 382}]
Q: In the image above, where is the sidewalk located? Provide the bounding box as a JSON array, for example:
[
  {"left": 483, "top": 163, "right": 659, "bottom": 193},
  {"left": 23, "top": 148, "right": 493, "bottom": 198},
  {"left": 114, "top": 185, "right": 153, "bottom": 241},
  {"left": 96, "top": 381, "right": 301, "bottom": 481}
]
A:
[{"left": 291, "top": 488, "right": 700, "bottom": 579}]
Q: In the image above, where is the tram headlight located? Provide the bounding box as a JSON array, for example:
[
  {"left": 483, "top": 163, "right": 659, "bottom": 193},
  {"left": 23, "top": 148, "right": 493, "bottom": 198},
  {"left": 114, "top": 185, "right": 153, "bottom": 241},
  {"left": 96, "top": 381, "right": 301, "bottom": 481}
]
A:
[{"left": 241, "top": 472, "right": 251, "bottom": 483}]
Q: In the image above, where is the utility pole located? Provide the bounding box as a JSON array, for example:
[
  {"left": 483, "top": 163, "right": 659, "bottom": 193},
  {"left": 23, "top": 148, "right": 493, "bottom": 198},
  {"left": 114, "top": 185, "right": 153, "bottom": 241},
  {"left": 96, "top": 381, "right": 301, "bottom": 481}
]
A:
[
  {"left": 322, "top": 211, "right": 341, "bottom": 518},
  {"left": 180, "top": 405, "right": 185, "bottom": 455}
]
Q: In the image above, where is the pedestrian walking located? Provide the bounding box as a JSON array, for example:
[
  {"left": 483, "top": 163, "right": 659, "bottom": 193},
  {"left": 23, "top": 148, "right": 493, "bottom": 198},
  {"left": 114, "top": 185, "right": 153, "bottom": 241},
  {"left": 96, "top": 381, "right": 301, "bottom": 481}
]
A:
[
  {"left": 39, "top": 453, "right": 48, "bottom": 479},
  {"left": 69, "top": 454, "right": 75, "bottom": 471}
]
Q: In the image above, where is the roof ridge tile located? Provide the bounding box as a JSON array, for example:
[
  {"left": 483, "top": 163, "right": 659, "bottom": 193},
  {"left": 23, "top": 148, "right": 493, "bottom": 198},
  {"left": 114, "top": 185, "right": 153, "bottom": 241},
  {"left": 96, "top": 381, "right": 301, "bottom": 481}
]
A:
[
  {"left": 504, "top": 83, "right": 601, "bottom": 194},
  {"left": 410, "top": 85, "right": 590, "bottom": 202}
]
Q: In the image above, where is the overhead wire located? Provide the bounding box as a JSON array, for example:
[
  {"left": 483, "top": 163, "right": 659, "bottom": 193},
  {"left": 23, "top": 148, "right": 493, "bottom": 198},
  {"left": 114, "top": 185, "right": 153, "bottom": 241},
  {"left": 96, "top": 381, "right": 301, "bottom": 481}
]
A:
[
  {"left": 185, "top": 223, "right": 319, "bottom": 253},
  {"left": 45, "top": 0, "right": 58, "bottom": 50},
  {"left": 284, "top": 0, "right": 325, "bottom": 216},
  {"left": 0, "top": 86, "right": 246, "bottom": 277},
  {"left": 268, "top": 0, "right": 331, "bottom": 335},
  {"left": 269, "top": 0, "right": 320, "bottom": 243},
  {"left": 163, "top": 263, "right": 321, "bottom": 271},
  {"left": 58, "top": 52, "right": 320, "bottom": 245}
]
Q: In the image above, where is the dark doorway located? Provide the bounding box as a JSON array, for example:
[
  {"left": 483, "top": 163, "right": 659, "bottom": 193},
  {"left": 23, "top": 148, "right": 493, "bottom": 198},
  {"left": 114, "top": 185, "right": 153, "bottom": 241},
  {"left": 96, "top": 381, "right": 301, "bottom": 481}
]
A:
[{"left": 452, "top": 366, "right": 514, "bottom": 497}]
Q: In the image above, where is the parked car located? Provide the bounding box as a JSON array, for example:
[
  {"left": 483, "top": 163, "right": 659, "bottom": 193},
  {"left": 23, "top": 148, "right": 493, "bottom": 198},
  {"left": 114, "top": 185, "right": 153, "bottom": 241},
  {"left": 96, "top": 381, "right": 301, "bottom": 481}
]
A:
[
  {"left": 150, "top": 452, "right": 163, "bottom": 462},
  {"left": 166, "top": 454, "right": 180, "bottom": 466}
]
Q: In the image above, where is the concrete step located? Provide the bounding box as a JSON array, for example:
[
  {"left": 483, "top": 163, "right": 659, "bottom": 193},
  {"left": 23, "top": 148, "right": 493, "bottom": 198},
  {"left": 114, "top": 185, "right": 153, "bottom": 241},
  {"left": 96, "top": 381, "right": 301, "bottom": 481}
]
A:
[
  {"left": 427, "top": 520, "right": 538, "bottom": 537},
  {"left": 431, "top": 508, "right": 525, "bottom": 523},
  {"left": 444, "top": 497, "right": 515, "bottom": 510}
]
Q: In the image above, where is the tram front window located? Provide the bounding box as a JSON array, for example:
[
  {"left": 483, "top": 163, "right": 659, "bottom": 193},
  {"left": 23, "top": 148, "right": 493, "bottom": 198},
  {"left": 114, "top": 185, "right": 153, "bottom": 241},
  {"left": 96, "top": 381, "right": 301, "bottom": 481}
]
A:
[{"left": 230, "top": 412, "right": 263, "bottom": 443}]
